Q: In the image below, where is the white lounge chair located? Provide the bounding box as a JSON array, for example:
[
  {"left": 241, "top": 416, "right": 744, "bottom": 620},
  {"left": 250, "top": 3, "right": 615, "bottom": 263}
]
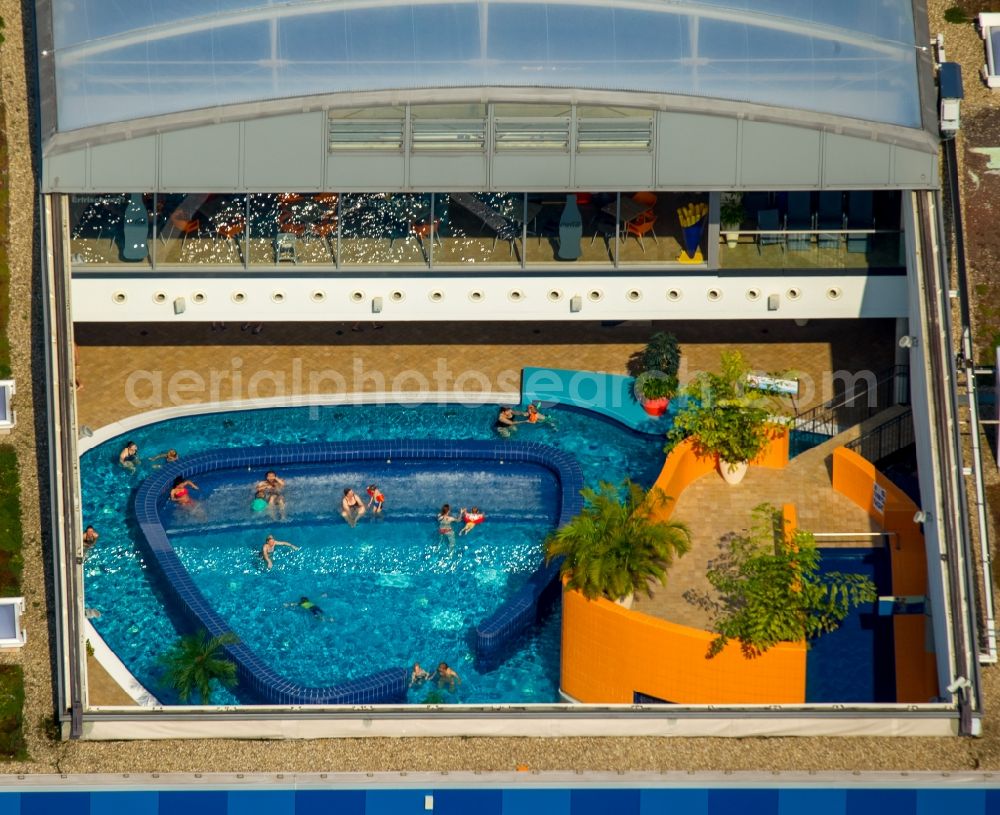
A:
[{"left": 980, "top": 13, "right": 1000, "bottom": 88}]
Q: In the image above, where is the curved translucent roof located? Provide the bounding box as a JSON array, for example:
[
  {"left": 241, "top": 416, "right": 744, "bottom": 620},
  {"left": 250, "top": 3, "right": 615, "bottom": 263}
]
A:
[{"left": 50, "top": 0, "right": 921, "bottom": 132}]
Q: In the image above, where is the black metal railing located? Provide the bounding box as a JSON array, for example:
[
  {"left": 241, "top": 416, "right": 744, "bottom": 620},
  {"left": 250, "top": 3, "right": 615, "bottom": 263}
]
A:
[
  {"left": 845, "top": 409, "right": 915, "bottom": 464},
  {"left": 794, "top": 364, "right": 909, "bottom": 438}
]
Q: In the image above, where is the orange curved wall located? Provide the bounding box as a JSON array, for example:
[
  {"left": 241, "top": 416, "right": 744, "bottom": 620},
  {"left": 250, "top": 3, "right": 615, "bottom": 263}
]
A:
[
  {"left": 560, "top": 428, "right": 805, "bottom": 705},
  {"left": 649, "top": 426, "right": 789, "bottom": 523},
  {"left": 831, "top": 447, "right": 938, "bottom": 702}
]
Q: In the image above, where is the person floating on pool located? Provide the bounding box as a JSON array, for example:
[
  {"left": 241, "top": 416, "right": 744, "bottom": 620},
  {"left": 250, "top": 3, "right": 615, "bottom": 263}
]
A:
[
  {"left": 255, "top": 470, "right": 287, "bottom": 520},
  {"left": 285, "top": 596, "right": 325, "bottom": 619},
  {"left": 433, "top": 662, "right": 461, "bottom": 692},
  {"left": 148, "top": 448, "right": 179, "bottom": 467},
  {"left": 119, "top": 441, "right": 139, "bottom": 471},
  {"left": 437, "top": 504, "right": 458, "bottom": 547},
  {"left": 341, "top": 488, "right": 366, "bottom": 527},
  {"left": 459, "top": 507, "right": 485, "bottom": 535},
  {"left": 494, "top": 407, "right": 520, "bottom": 437},
  {"left": 366, "top": 484, "right": 385, "bottom": 513},
  {"left": 410, "top": 662, "right": 431, "bottom": 687},
  {"left": 83, "top": 525, "right": 99, "bottom": 549},
  {"left": 261, "top": 534, "right": 299, "bottom": 570}
]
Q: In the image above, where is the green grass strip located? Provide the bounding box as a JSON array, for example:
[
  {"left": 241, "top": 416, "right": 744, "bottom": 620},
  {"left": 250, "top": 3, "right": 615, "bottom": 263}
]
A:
[
  {"left": 0, "top": 665, "right": 26, "bottom": 760},
  {"left": 0, "top": 446, "right": 22, "bottom": 596}
]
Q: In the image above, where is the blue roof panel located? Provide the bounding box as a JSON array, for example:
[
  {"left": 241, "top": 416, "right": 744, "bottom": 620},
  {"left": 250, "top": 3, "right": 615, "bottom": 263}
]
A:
[{"left": 49, "top": 0, "right": 922, "bottom": 131}]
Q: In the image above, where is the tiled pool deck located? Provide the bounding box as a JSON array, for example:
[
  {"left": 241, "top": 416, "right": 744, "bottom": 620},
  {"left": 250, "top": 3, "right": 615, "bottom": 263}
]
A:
[{"left": 73, "top": 320, "right": 895, "bottom": 429}]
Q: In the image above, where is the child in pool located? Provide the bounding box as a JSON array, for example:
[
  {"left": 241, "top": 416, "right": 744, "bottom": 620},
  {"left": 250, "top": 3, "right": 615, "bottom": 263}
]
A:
[
  {"left": 459, "top": 507, "right": 485, "bottom": 535},
  {"left": 366, "top": 484, "right": 385, "bottom": 513},
  {"left": 285, "top": 596, "right": 325, "bottom": 619}
]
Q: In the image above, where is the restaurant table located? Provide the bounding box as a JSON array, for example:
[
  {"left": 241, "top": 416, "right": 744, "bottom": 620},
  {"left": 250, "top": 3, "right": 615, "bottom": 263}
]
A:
[{"left": 602, "top": 196, "right": 653, "bottom": 225}]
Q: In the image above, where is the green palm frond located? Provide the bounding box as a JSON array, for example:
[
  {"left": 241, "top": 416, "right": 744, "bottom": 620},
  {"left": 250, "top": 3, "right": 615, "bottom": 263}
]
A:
[
  {"left": 546, "top": 479, "right": 691, "bottom": 602},
  {"left": 160, "top": 630, "right": 240, "bottom": 704}
]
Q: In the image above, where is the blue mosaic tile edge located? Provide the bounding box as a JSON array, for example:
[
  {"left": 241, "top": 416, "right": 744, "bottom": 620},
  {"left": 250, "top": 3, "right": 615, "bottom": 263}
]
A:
[{"left": 133, "top": 439, "right": 584, "bottom": 703}]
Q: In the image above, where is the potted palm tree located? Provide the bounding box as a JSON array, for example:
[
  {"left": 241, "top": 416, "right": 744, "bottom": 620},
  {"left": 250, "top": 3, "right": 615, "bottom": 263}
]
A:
[
  {"left": 629, "top": 331, "right": 681, "bottom": 417},
  {"left": 546, "top": 479, "right": 691, "bottom": 608},
  {"left": 667, "top": 350, "right": 782, "bottom": 484},
  {"left": 720, "top": 194, "right": 745, "bottom": 249},
  {"left": 160, "top": 629, "right": 239, "bottom": 704}
]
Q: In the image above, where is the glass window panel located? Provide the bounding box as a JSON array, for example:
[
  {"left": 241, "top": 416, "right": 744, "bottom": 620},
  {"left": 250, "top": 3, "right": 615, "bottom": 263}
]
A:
[
  {"left": 433, "top": 193, "right": 524, "bottom": 267},
  {"left": 615, "top": 191, "right": 707, "bottom": 266},
  {"left": 524, "top": 192, "right": 592, "bottom": 268},
  {"left": 718, "top": 189, "right": 904, "bottom": 272},
  {"left": 338, "top": 194, "right": 428, "bottom": 267},
  {"left": 495, "top": 120, "right": 569, "bottom": 151},
  {"left": 411, "top": 106, "right": 486, "bottom": 152},
  {"left": 578, "top": 119, "right": 652, "bottom": 151},
  {"left": 494, "top": 104, "right": 572, "bottom": 117},
  {"left": 329, "top": 119, "right": 404, "bottom": 152},
  {"left": 158, "top": 194, "right": 242, "bottom": 267},
  {"left": 69, "top": 193, "right": 153, "bottom": 268}
]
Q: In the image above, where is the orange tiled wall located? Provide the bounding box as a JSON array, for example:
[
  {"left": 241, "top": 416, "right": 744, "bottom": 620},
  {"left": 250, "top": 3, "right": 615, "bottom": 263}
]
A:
[
  {"left": 651, "top": 427, "right": 789, "bottom": 522},
  {"left": 831, "top": 447, "right": 938, "bottom": 702},
  {"left": 560, "top": 428, "right": 805, "bottom": 705}
]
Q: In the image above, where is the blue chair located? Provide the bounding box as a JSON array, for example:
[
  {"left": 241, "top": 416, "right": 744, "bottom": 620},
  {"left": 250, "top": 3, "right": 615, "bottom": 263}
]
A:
[
  {"left": 744, "top": 192, "right": 771, "bottom": 226},
  {"left": 785, "top": 192, "right": 813, "bottom": 250},
  {"left": 846, "top": 191, "right": 874, "bottom": 254},
  {"left": 816, "top": 191, "right": 845, "bottom": 249},
  {"left": 757, "top": 208, "right": 784, "bottom": 254}
]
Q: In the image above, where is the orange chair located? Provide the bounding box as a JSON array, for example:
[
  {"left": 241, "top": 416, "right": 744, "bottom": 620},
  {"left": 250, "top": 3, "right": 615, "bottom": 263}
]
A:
[
  {"left": 632, "top": 191, "right": 658, "bottom": 209},
  {"left": 625, "top": 212, "right": 658, "bottom": 252},
  {"left": 166, "top": 210, "right": 201, "bottom": 252}
]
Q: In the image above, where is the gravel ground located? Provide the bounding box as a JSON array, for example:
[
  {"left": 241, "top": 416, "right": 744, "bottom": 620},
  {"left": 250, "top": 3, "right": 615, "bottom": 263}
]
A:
[{"left": 0, "top": 0, "right": 998, "bottom": 772}]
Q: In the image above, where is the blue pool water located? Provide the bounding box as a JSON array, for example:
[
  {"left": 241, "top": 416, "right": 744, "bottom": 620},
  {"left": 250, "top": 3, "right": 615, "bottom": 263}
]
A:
[
  {"left": 82, "top": 403, "right": 666, "bottom": 704},
  {"left": 805, "top": 547, "right": 895, "bottom": 703}
]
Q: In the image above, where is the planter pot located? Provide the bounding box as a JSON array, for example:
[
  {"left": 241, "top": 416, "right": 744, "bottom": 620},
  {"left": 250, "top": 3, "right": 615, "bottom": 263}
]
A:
[
  {"left": 614, "top": 594, "right": 635, "bottom": 610},
  {"left": 641, "top": 396, "right": 670, "bottom": 417},
  {"left": 722, "top": 228, "right": 740, "bottom": 249},
  {"left": 718, "top": 459, "right": 749, "bottom": 485}
]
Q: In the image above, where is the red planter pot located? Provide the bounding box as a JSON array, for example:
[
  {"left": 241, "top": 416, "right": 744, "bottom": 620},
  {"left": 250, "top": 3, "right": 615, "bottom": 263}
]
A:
[{"left": 641, "top": 396, "right": 670, "bottom": 417}]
